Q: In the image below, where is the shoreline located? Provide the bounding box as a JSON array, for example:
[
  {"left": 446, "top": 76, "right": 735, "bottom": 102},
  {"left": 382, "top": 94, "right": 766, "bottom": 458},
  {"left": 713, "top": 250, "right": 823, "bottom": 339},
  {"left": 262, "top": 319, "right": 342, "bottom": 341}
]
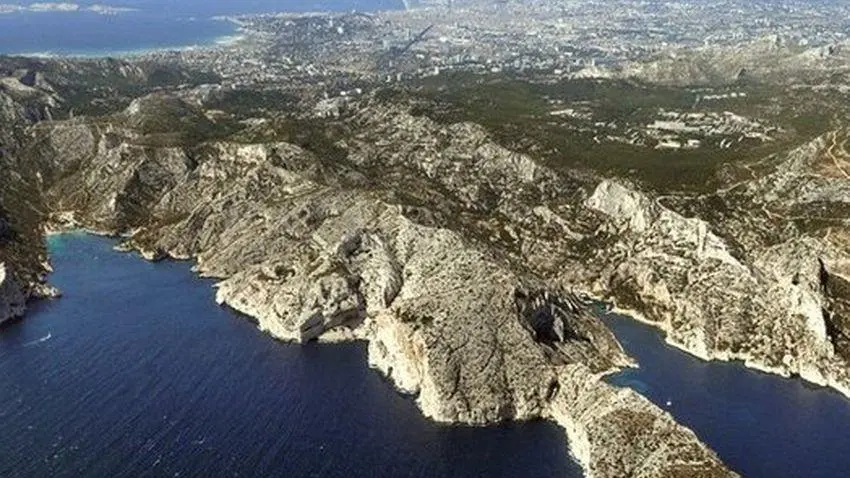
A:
[
  {"left": 5, "top": 34, "right": 246, "bottom": 60},
  {"left": 43, "top": 231, "right": 598, "bottom": 475},
  {"left": 8, "top": 232, "right": 586, "bottom": 477},
  {"left": 0, "top": 3, "right": 401, "bottom": 60},
  {"left": 603, "top": 301, "right": 850, "bottom": 402},
  {"left": 76, "top": 231, "right": 736, "bottom": 477},
  {"left": 3, "top": 16, "right": 245, "bottom": 60}
]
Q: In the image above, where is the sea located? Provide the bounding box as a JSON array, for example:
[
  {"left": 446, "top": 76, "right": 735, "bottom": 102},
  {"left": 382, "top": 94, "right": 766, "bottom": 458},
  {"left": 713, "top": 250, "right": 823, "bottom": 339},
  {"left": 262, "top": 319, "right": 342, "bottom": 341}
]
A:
[
  {"left": 0, "top": 0, "right": 403, "bottom": 57},
  {"left": 604, "top": 313, "right": 850, "bottom": 478},
  {"left": 0, "top": 234, "right": 583, "bottom": 477}
]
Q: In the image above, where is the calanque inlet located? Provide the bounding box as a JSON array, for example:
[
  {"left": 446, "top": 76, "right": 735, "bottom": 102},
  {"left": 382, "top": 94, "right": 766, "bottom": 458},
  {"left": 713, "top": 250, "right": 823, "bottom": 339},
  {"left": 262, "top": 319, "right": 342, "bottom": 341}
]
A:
[{"left": 5, "top": 2, "right": 850, "bottom": 476}]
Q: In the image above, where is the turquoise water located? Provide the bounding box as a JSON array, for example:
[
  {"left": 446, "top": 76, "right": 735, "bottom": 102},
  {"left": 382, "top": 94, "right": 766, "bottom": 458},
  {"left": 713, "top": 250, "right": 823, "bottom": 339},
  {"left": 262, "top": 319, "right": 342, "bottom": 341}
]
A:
[
  {"left": 0, "top": 0, "right": 403, "bottom": 56},
  {"left": 0, "top": 234, "right": 582, "bottom": 477},
  {"left": 604, "top": 312, "right": 850, "bottom": 478}
]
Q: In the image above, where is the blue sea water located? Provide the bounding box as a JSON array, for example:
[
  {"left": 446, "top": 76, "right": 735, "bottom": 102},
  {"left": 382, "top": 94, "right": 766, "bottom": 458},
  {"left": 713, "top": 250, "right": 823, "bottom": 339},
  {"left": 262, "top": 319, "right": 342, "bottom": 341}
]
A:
[
  {"left": 0, "top": 234, "right": 582, "bottom": 478},
  {"left": 603, "top": 312, "right": 850, "bottom": 478},
  {"left": 0, "top": 0, "right": 403, "bottom": 56}
]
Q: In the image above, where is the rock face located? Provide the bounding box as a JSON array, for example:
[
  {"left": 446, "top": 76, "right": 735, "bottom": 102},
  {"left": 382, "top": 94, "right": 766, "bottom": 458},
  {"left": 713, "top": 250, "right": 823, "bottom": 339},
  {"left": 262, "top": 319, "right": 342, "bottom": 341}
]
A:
[
  {"left": 0, "top": 263, "right": 25, "bottom": 325},
  {"left": 0, "top": 93, "right": 740, "bottom": 476},
  {"left": 549, "top": 364, "right": 732, "bottom": 478},
  {"left": 585, "top": 135, "right": 850, "bottom": 399},
  {"left": 0, "top": 72, "right": 60, "bottom": 322}
]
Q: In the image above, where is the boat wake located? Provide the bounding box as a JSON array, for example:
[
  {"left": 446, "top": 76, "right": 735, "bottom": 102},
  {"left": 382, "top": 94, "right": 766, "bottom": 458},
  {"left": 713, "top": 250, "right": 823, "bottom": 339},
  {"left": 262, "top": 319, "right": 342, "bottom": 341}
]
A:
[{"left": 23, "top": 333, "right": 52, "bottom": 347}]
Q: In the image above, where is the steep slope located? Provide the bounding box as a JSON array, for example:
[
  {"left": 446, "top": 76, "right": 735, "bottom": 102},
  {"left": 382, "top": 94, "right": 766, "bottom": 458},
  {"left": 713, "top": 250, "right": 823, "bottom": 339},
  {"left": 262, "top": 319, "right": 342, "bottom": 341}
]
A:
[
  {"left": 584, "top": 130, "right": 850, "bottom": 399},
  {"left": 0, "top": 73, "right": 59, "bottom": 324},
  {"left": 0, "top": 56, "right": 223, "bottom": 323}
]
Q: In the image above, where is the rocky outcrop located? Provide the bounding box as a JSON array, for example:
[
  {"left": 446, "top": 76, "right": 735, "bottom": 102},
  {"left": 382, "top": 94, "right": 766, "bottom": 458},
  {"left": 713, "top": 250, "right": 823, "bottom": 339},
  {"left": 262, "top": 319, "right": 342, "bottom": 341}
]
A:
[
  {"left": 586, "top": 168, "right": 850, "bottom": 399},
  {"left": 0, "top": 263, "right": 25, "bottom": 324},
  {"left": 549, "top": 364, "right": 732, "bottom": 478}
]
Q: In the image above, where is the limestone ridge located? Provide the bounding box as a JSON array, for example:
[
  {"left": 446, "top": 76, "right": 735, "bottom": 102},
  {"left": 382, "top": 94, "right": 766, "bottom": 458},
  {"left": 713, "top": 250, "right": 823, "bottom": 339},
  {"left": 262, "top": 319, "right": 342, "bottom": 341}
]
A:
[
  {"left": 618, "top": 36, "right": 850, "bottom": 86},
  {"left": 551, "top": 364, "right": 734, "bottom": 478},
  {"left": 0, "top": 68, "right": 63, "bottom": 323},
  {"left": 3, "top": 91, "right": 738, "bottom": 476},
  {"left": 586, "top": 154, "right": 850, "bottom": 399}
]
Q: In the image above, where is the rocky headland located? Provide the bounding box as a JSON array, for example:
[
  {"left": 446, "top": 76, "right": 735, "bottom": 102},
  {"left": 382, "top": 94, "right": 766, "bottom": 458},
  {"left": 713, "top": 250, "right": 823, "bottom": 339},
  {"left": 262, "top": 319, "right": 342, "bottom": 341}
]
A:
[{"left": 7, "top": 0, "right": 850, "bottom": 475}]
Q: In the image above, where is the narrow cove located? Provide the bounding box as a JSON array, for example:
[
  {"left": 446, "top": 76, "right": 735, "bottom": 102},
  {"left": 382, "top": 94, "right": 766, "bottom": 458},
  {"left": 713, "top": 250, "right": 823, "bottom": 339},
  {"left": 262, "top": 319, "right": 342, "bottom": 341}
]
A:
[{"left": 603, "top": 312, "right": 850, "bottom": 478}]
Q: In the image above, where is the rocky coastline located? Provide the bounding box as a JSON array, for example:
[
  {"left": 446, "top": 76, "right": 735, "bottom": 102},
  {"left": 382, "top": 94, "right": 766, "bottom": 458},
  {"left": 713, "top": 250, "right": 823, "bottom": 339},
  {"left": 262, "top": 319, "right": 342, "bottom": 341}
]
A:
[
  {"left": 6, "top": 47, "right": 850, "bottom": 476},
  {"left": 585, "top": 169, "right": 850, "bottom": 402},
  {"left": 94, "top": 207, "right": 739, "bottom": 478},
  {"left": 0, "top": 81, "right": 740, "bottom": 476}
]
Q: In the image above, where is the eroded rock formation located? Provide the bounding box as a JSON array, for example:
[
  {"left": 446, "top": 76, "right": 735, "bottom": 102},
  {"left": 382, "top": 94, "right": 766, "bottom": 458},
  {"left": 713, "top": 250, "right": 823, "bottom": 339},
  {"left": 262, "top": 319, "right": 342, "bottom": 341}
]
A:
[{"left": 585, "top": 132, "right": 850, "bottom": 399}]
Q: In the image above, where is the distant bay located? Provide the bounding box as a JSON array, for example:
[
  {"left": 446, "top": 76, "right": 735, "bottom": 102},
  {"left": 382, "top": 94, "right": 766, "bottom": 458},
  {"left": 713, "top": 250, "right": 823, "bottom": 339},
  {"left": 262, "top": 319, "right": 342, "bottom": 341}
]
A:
[{"left": 0, "top": 0, "right": 403, "bottom": 57}]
